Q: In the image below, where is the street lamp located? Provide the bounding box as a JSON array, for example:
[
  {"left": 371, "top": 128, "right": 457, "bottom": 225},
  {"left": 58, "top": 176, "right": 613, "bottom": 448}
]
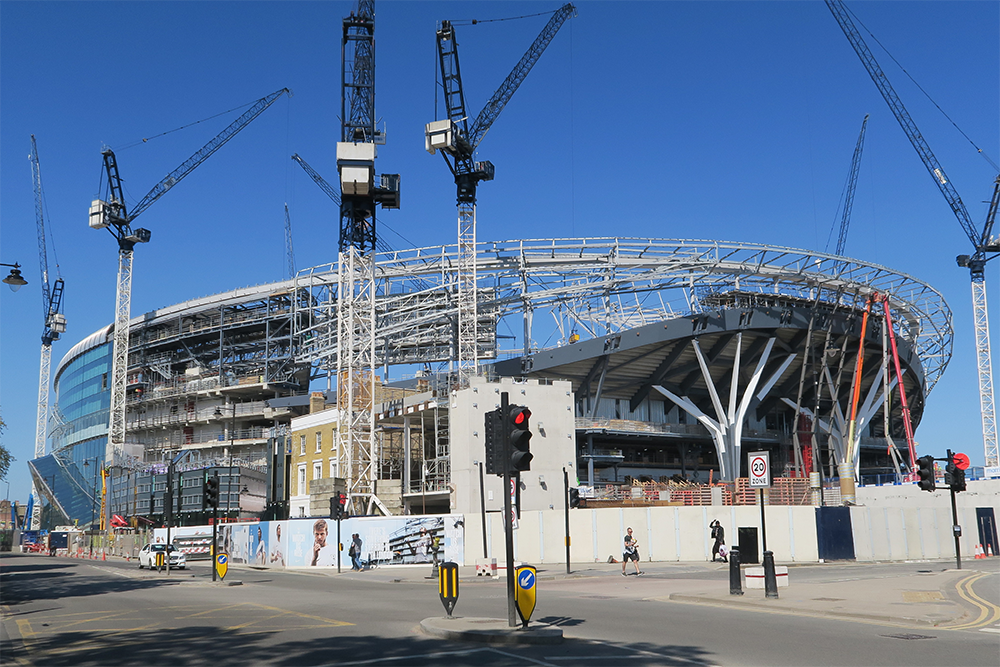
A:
[
  {"left": 1, "top": 263, "right": 28, "bottom": 292},
  {"left": 214, "top": 402, "right": 237, "bottom": 522}
]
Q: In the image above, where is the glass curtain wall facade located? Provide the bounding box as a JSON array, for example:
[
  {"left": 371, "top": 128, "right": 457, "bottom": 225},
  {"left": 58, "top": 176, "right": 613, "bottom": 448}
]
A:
[{"left": 29, "top": 330, "right": 113, "bottom": 528}]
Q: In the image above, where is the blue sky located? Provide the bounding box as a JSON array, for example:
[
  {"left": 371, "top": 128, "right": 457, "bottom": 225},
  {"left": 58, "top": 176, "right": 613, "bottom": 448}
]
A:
[{"left": 1, "top": 1, "right": 997, "bottom": 502}]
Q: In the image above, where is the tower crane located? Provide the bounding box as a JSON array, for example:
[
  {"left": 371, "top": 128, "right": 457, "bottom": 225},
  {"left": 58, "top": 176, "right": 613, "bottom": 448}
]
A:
[
  {"left": 292, "top": 153, "right": 398, "bottom": 254},
  {"left": 89, "top": 87, "right": 291, "bottom": 465},
  {"left": 425, "top": 4, "right": 576, "bottom": 384},
  {"left": 827, "top": 0, "right": 1000, "bottom": 469},
  {"left": 28, "top": 135, "right": 67, "bottom": 530},
  {"left": 336, "top": 0, "right": 400, "bottom": 515},
  {"left": 833, "top": 114, "right": 869, "bottom": 256}
]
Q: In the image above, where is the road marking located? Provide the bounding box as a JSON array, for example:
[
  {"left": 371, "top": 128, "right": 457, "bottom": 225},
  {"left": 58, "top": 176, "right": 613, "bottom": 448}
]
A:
[
  {"left": 486, "top": 647, "right": 557, "bottom": 666},
  {"left": 945, "top": 573, "right": 1000, "bottom": 630},
  {"left": 322, "top": 648, "right": 489, "bottom": 665}
]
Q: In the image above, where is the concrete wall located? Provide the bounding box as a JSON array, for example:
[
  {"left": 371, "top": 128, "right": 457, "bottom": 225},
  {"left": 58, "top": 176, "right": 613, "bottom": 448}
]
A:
[
  {"left": 451, "top": 377, "right": 578, "bottom": 516},
  {"left": 850, "top": 503, "right": 983, "bottom": 562},
  {"left": 461, "top": 483, "right": 994, "bottom": 565},
  {"left": 462, "top": 504, "right": 819, "bottom": 566}
]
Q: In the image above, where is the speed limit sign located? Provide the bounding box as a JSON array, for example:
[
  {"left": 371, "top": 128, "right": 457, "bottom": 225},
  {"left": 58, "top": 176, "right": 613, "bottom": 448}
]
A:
[{"left": 749, "top": 451, "right": 771, "bottom": 488}]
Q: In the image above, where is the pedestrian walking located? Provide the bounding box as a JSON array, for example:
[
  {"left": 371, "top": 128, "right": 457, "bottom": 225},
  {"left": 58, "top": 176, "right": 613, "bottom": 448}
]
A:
[
  {"left": 621, "top": 527, "right": 642, "bottom": 576},
  {"left": 710, "top": 519, "right": 726, "bottom": 562},
  {"left": 350, "top": 533, "right": 363, "bottom": 571}
]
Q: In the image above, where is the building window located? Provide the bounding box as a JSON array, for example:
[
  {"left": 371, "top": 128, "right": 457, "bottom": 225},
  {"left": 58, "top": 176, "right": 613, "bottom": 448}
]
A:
[
  {"left": 329, "top": 459, "right": 337, "bottom": 479},
  {"left": 299, "top": 435, "right": 306, "bottom": 455},
  {"left": 298, "top": 466, "right": 306, "bottom": 496},
  {"left": 313, "top": 462, "right": 322, "bottom": 481},
  {"left": 315, "top": 432, "right": 322, "bottom": 453}
]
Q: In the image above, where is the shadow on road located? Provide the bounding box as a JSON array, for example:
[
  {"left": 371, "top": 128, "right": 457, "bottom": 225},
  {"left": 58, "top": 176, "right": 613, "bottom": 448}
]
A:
[
  {"left": 1, "top": 556, "right": 182, "bottom": 606},
  {"left": 8, "top": 627, "right": 718, "bottom": 666},
  {"left": 537, "top": 614, "right": 585, "bottom": 627}
]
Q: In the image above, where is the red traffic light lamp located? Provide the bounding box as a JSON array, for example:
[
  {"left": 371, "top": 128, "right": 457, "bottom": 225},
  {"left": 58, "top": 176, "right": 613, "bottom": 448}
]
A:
[
  {"left": 508, "top": 406, "right": 533, "bottom": 472},
  {"left": 330, "top": 492, "right": 348, "bottom": 520}
]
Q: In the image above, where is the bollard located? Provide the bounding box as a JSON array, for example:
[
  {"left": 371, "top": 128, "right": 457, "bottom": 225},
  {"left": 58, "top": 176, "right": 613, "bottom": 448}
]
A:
[
  {"left": 763, "top": 550, "right": 779, "bottom": 599},
  {"left": 729, "top": 547, "right": 743, "bottom": 596}
]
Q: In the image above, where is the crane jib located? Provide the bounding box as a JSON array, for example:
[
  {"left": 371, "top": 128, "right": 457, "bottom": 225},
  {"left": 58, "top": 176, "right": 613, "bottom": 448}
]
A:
[{"left": 127, "top": 87, "right": 292, "bottom": 222}]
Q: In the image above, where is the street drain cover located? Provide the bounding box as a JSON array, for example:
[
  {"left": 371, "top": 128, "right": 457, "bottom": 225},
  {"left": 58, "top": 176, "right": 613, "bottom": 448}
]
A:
[{"left": 881, "top": 633, "right": 936, "bottom": 641}]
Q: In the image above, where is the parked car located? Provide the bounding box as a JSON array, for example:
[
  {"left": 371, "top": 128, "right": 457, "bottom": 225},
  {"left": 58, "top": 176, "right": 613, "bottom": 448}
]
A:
[{"left": 138, "top": 543, "right": 186, "bottom": 569}]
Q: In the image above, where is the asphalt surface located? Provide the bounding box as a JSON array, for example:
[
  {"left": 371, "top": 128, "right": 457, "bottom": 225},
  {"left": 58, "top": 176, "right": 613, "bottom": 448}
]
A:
[{"left": 2, "top": 551, "right": 998, "bottom": 666}]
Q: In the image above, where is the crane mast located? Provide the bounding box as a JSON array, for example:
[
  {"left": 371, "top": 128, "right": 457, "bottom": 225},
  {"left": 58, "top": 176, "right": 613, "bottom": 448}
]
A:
[
  {"left": 90, "top": 88, "right": 291, "bottom": 467},
  {"left": 336, "top": 0, "right": 399, "bottom": 515},
  {"left": 826, "top": 0, "right": 1000, "bottom": 468},
  {"left": 425, "top": 4, "right": 575, "bottom": 384},
  {"left": 29, "top": 135, "right": 67, "bottom": 530}
]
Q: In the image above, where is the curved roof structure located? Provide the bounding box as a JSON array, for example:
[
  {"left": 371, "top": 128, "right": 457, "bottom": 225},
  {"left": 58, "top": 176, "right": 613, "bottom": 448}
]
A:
[{"left": 294, "top": 237, "right": 953, "bottom": 394}]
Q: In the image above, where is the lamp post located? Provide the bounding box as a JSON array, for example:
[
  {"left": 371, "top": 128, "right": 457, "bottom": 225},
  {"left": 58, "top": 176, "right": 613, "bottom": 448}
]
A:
[{"left": 1, "top": 262, "right": 28, "bottom": 292}]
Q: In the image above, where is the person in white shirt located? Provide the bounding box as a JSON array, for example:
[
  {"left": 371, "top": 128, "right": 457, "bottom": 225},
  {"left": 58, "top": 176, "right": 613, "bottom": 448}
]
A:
[{"left": 311, "top": 519, "right": 336, "bottom": 566}]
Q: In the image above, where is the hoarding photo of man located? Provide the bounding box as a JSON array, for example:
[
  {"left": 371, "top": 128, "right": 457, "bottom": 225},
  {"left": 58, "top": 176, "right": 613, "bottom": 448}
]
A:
[{"left": 311, "top": 519, "right": 336, "bottom": 566}]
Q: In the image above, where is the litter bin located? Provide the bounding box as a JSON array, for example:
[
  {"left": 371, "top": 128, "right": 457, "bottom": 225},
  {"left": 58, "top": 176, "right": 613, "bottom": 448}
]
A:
[{"left": 738, "top": 526, "right": 759, "bottom": 564}]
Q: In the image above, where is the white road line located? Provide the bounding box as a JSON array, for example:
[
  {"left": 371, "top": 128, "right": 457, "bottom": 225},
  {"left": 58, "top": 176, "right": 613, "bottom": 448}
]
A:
[
  {"left": 486, "top": 647, "right": 558, "bottom": 666},
  {"left": 318, "top": 648, "right": 488, "bottom": 666}
]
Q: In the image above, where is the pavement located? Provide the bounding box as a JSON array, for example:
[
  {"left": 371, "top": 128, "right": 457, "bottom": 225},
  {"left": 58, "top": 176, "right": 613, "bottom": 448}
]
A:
[
  {"left": 250, "top": 555, "right": 998, "bottom": 644},
  {"left": 46, "top": 551, "right": 1000, "bottom": 645}
]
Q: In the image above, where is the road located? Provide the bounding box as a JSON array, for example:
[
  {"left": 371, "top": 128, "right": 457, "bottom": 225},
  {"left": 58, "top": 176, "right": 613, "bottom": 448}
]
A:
[{"left": 2, "top": 553, "right": 997, "bottom": 666}]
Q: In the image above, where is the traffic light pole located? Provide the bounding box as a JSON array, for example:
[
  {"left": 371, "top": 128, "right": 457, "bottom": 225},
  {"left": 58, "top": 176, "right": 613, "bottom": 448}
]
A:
[
  {"left": 563, "top": 467, "right": 571, "bottom": 574},
  {"left": 211, "top": 503, "right": 218, "bottom": 581},
  {"left": 501, "top": 391, "right": 517, "bottom": 628},
  {"left": 950, "top": 484, "right": 962, "bottom": 570},
  {"left": 211, "top": 473, "right": 219, "bottom": 582}
]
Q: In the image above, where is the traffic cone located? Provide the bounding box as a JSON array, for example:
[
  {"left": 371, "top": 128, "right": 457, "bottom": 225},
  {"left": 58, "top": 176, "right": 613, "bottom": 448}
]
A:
[
  {"left": 974, "top": 544, "right": 983, "bottom": 559},
  {"left": 988, "top": 544, "right": 995, "bottom": 558},
  {"left": 102, "top": 551, "right": 106, "bottom": 561}
]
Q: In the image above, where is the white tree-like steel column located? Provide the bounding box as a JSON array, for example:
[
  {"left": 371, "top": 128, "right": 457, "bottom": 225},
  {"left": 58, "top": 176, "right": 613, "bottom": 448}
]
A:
[{"left": 654, "top": 335, "right": 794, "bottom": 481}]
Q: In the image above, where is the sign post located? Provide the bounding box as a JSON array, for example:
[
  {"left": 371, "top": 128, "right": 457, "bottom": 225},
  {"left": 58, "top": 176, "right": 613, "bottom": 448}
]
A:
[{"left": 748, "top": 451, "right": 771, "bottom": 553}]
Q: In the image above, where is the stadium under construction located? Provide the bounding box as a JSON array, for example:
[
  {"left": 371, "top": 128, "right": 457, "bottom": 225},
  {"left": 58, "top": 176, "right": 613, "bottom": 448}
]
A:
[
  {"left": 29, "top": 238, "right": 952, "bottom": 527},
  {"left": 23, "top": 1, "right": 962, "bottom": 530}
]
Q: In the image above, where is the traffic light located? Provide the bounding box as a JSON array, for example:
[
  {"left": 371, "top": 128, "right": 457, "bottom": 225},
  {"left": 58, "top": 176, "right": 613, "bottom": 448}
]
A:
[
  {"left": 204, "top": 474, "right": 219, "bottom": 508},
  {"left": 330, "top": 492, "right": 348, "bottom": 520},
  {"left": 916, "top": 455, "right": 936, "bottom": 492},
  {"left": 568, "top": 487, "right": 581, "bottom": 509},
  {"left": 484, "top": 409, "right": 502, "bottom": 475},
  {"left": 945, "top": 451, "right": 967, "bottom": 493},
  {"left": 507, "top": 405, "right": 533, "bottom": 472}
]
